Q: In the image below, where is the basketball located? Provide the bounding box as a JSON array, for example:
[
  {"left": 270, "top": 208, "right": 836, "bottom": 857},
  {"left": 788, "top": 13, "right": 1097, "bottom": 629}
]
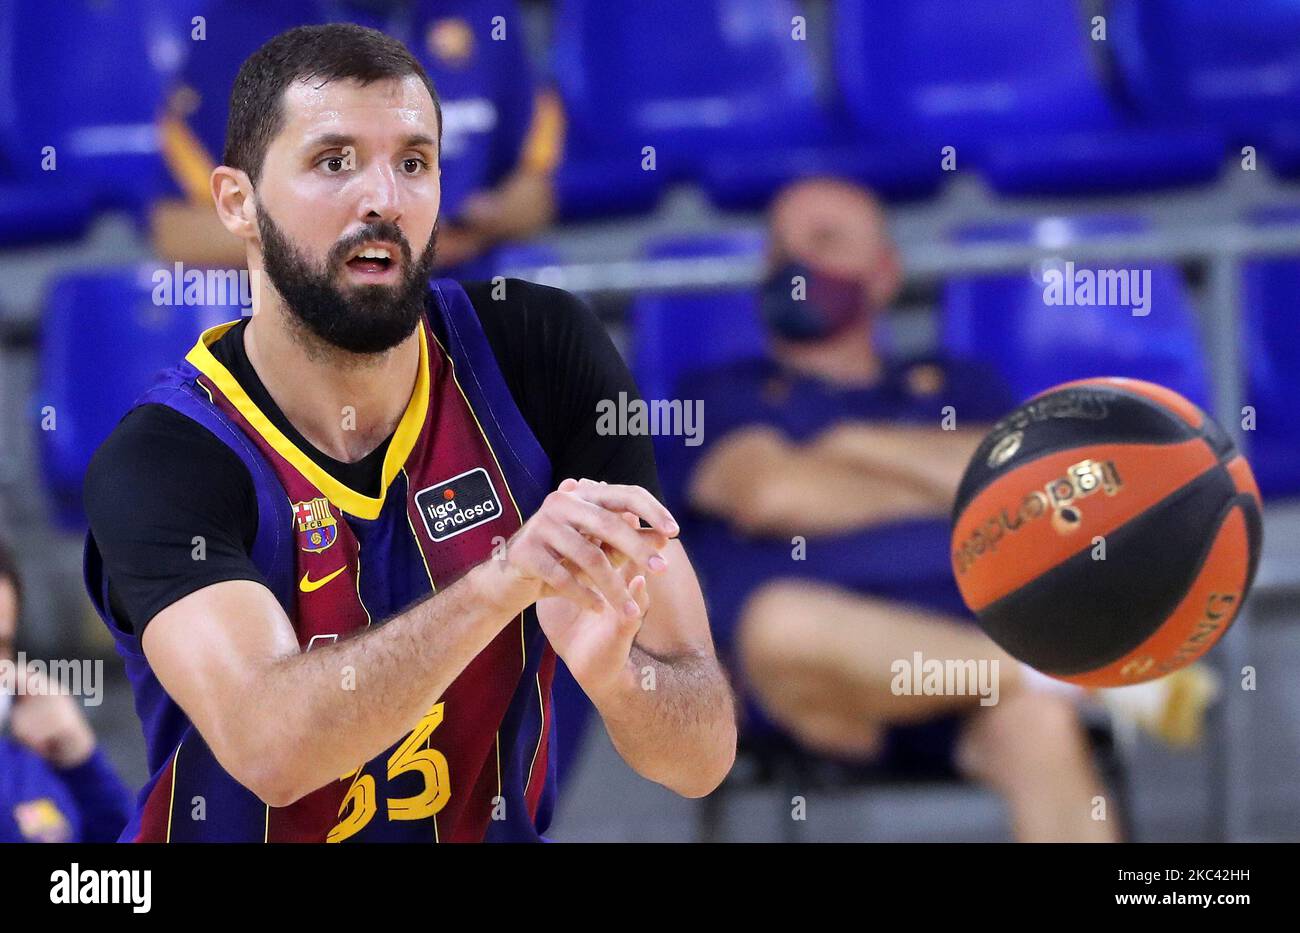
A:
[{"left": 951, "top": 377, "right": 1264, "bottom": 687}]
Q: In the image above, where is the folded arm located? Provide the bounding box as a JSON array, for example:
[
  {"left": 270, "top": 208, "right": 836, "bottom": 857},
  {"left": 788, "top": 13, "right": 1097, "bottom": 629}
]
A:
[{"left": 689, "top": 424, "right": 976, "bottom": 537}]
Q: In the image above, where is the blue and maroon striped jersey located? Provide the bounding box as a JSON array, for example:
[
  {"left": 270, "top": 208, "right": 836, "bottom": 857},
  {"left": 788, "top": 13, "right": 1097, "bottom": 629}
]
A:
[{"left": 84, "top": 280, "right": 558, "bottom": 841}]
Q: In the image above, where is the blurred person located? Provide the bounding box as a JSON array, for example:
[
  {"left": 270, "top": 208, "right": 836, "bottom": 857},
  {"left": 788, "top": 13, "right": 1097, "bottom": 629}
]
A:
[
  {"left": 665, "top": 178, "right": 1123, "bottom": 843},
  {"left": 153, "top": 0, "right": 562, "bottom": 275},
  {"left": 0, "top": 538, "right": 132, "bottom": 843},
  {"left": 84, "top": 24, "right": 733, "bottom": 842}
]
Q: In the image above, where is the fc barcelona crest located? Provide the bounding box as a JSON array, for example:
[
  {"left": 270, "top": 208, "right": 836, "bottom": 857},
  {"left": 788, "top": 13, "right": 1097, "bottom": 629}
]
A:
[{"left": 294, "top": 497, "right": 338, "bottom": 553}]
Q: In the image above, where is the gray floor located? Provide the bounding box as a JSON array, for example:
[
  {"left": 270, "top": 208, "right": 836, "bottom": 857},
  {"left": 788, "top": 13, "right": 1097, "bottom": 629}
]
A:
[{"left": 548, "top": 649, "right": 1299, "bottom": 843}]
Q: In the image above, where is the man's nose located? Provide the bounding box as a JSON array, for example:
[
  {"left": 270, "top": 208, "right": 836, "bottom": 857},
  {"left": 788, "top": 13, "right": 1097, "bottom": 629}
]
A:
[{"left": 355, "top": 161, "right": 402, "bottom": 223}]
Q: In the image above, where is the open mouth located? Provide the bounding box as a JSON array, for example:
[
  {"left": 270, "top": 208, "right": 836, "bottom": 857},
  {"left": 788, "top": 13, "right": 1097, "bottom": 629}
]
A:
[{"left": 344, "top": 243, "right": 400, "bottom": 276}]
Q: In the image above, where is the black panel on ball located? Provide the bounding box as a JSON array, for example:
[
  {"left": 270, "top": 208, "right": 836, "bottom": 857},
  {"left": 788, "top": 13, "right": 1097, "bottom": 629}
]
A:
[
  {"left": 974, "top": 464, "right": 1237, "bottom": 676},
  {"left": 954, "top": 385, "right": 1208, "bottom": 521}
]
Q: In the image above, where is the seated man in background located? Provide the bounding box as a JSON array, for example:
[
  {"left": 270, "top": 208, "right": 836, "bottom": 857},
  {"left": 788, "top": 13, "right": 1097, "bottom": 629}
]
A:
[
  {"left": 665, "top": 178, "right": 1119, "bottom": 842},
  {"left": 0, "top": 538, "right": 132, "bottom": 842},
  {"left": 153, "top": 0, "right": 561, "bottom": 275}
]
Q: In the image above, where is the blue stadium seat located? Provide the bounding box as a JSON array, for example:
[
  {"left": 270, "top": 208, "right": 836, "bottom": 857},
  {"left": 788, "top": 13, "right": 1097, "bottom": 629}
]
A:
[
  {"left": 832, "top": 0, "right": 1223, "bottom": 196},
  {"left": 1111, "top": 0, "right": 1300, "bottom": 145},
  {"left": 941, "top": 215, "right": 1211, "bottom": 406},
  {"left": 38, "top": 265, "right": 242, "bottom": 528},
  {"left": 1263, "top": 123, "right": 1300, "bottom": 180},
  {"left": 0, "top": 0, "right": 186, "bottom": 237},
  {"left": 629, "top": 232, "right": 768, "bottom": 408},
  {"left": 550, "top": 0, "right": 835, "bottom": 217},
  {"left": 1242, "top": 207, "right": 1300, "bottom": 498},
  {"left": 553, "top": 156, "right": 665, "bottom": 222},
  {"left": 0, "top": 179, "right": 96, "bottom": 249},
  {"left": 699, "top": 140, "right": 943, "bottom": 211},
  {"left": 1112, "top": 0, "right": 1300, "bottom": 180}
]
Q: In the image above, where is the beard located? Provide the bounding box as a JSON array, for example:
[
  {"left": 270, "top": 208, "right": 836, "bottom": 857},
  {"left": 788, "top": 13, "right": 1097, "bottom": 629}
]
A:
[{"left": 257, "top": 209, "right": 439, "bottom": 356}]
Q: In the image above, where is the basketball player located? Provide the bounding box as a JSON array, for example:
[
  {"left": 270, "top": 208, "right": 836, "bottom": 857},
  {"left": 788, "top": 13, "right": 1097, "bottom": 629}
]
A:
[{"left": 84, "top": 24, "right": 735, "bottom": 842}]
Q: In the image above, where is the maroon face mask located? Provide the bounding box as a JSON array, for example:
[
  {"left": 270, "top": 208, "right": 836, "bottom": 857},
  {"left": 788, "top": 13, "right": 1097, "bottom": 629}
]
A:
[{"left": 759, "top": 260, "right": 871, "bottom": 342}]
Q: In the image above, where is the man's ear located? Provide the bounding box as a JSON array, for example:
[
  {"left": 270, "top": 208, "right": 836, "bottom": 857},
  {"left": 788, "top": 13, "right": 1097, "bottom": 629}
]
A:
[{"left": 211, "top": 166, "right": 257, "bottom": 241}]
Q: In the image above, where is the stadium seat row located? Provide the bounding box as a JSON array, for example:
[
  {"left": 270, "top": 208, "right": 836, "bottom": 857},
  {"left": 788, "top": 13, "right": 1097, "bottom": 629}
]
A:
[
  {"left": 3, "top": 0, "right": 1300, "bottom": 240},
  {"left": 34, "top": 218, "right": 1300, "bottom": 528}
]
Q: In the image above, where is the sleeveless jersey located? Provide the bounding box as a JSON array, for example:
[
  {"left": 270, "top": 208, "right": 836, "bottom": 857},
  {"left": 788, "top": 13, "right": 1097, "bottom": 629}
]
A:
[{"left": 84, "top": 280, "right": 557, "bottom": 842}]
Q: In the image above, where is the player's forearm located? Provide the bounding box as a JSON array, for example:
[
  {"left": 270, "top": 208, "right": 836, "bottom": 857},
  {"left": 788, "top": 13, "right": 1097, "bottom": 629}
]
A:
[
  {"left": 243, "top": 558, "right": 529, "bottom": 805},
  {"left": 593, "top": 645, "right": 737, "bottom": 798}
]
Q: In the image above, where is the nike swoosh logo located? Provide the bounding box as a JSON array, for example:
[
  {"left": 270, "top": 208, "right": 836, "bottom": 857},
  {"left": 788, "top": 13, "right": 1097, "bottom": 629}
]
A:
[{"left": 299, "top": 566, "right": 346, "bottom": 593}]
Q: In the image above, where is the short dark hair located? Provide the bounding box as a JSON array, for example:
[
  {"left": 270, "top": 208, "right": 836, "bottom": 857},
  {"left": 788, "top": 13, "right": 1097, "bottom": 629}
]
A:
[
  {"left": 223, "top": 23, "right": 443, "bottom": 185},
  {"left": 0, "top": 535, "right": 20, "bottom": 619}
]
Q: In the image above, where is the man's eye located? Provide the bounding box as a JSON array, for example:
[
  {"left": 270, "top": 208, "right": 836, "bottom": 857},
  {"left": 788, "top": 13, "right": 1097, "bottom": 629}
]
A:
[
  {"left": 402, "top": 158, "right": 426, "bottom": 175},
  {"left": 318, "top": 155, "right": 353, "bottom": 174}
]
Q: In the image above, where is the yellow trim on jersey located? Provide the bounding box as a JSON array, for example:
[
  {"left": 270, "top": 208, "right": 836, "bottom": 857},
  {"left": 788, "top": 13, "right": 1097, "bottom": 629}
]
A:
[
  {"left": 184, "top": 319, "right": 431, "bottom": 520},
  {"left": 525, "top": 677, "right": 547, "bottom": 799},
  {"left": 165, "top": 740, "right": 180, "bottom": 844},
  {"left": 401, "top": 467, "right": 439, "bottom": 592},
  {"left": 354, "top": 531, "right": 373, "bottom": 629},
  {"left": 159, "top": 112, "right": 217, "bottom": 206},
  {"left": 400, "top": 468, "right": 442, "bottom": 844},
  {"left": 494, "top": 732, "right": 502, "bottom": 812},
  {"left": 520, "top": 89, "right": 565, "bottom": 176}
]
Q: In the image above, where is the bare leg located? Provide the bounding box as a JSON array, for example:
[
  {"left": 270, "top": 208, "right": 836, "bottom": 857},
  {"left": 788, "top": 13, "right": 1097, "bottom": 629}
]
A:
[
  {"left": 737, "top": 579, "right": 1023, "bottom": 735},
  {"left": 736, "top": 579, "right": 1118, "bottom": 842},
  {"left": 955, "top": 691, "right": 1119, "bottom": 842}
]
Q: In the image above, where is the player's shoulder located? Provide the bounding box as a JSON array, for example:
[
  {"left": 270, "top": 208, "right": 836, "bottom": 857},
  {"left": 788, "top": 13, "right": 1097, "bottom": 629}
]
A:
[
  {"left": 455, "top": 277, "right": 608, "bottom": 371},
  {"left": 84, "top": 403, "right": 251, "bottom": 520},
  {"left": 89, "top": 403, "right": 230, "bottom": 471},
  {"left": 458, "top": 277, "right": 592, "bottom": 327}
]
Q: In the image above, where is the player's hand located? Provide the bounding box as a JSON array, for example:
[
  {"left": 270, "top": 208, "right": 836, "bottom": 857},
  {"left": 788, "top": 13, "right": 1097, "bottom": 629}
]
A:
[
  {"left": 488, "top": 478, "right": 677, "bottom": 619},
  {"left": 9, "top": 667, "right": 96, "bottom": 769},
  {"left": 537, "top": 509, "right": 652, "bottom": 703}
]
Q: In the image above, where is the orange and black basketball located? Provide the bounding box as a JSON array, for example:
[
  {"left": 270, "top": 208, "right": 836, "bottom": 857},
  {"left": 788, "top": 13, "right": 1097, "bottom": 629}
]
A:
[{"left": 951, "top": 377, "right": 1263, "bottom": 688}]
